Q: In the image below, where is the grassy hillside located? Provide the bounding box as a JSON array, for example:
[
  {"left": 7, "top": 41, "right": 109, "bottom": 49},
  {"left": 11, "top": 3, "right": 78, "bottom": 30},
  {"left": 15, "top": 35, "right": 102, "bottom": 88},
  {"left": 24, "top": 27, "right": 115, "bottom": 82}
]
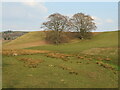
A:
[
  {"left": 2, "top": 31, "right": 118, "bottom": 88},
  {"left": 27, "top": 31, "right": 118, "bottom": 67},
  {"left": 3, "top": 31, "right": 47, "bottom": 49},
  {"left": 28, "top": 31, "right": 118, "bottom": 54}
]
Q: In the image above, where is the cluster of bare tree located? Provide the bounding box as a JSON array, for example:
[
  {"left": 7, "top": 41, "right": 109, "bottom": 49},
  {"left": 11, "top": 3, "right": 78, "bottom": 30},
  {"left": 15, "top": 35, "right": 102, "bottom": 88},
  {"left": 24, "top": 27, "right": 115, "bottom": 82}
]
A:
[{"left": 41, "top": 13, "right": 97, "bottom": 44}]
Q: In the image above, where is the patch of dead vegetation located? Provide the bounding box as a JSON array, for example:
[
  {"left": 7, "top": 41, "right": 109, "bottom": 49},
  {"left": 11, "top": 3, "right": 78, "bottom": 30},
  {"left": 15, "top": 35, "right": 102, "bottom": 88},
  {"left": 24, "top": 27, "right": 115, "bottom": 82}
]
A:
[
  {"left": 77, "top": 56, "right": 84, "bottom": 59},
  {"left": 77, "top": 54, "right": 94, "bottom": 61},
  {"left": 96, "top": 61, "right": 115, "bottom": 70},
  {"left": 46, "top": 53, "right": 73, "bottom": 61},
  {"left": 77, "top": 53, "right": 112, "bottom": 62},
  {"left": 18, "top": 57, "right": 44, "bottom": 68},
  {"left": 104, "top": 57, "right": 111, "bottom": 61},
  {"left": 96, "top": 57, "right": 111, "bottom": 61},
  {"left": 2, "top": 49, "right": 51, "bottom": 56}
]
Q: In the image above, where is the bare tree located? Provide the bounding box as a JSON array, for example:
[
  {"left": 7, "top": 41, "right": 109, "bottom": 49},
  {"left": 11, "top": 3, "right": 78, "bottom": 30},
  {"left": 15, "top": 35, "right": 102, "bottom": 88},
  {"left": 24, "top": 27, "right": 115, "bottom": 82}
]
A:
[
  {"left": 70, "top": 13, "right": 97, "bottom": 39},
  {"left": 42, "top": 13, "right": 71, "bottom": 44}
]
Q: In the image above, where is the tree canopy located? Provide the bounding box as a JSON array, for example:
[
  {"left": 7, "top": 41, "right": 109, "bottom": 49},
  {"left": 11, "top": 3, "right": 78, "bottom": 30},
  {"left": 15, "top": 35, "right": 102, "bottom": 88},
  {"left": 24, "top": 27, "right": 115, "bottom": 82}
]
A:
[
  {"left": 41, "top": 13, "right": 97, "bottom": 44},
  {"left": 70, "top": 13, "right": 96, "bottom": 39},
  {"left": 42, "top": 13, "right": 71, "bottom": 44}
]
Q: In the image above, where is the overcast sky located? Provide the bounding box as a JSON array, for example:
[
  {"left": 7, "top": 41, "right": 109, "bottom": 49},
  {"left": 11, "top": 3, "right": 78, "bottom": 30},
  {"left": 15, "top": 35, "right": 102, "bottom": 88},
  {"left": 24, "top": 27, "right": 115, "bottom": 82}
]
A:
[{"left": 1, "top": 2, "right": 118, "bottom": 32}]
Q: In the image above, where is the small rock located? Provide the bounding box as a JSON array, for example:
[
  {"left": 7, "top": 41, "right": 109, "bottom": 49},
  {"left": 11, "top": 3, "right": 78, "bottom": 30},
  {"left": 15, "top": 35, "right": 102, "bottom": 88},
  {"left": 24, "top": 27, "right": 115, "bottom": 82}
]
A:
[
  {"left": 60, "top": 79, "right": 64, "bottom": 82},
  {"left": 13, "top": 53, "right": 18, "bottom": 56},
  {"left": 48, "top": 65, "right": 53, "bottom": 67}
]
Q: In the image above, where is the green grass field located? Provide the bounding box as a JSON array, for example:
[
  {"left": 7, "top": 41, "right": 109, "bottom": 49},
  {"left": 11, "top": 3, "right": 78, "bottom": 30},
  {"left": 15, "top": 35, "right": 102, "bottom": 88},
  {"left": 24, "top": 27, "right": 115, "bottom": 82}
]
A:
[
  {"left": 28, "top": 31, "right": 118, "bottom": 53},
  {"left": 2, "top": 31, "right": 118, "bottom": 88}
]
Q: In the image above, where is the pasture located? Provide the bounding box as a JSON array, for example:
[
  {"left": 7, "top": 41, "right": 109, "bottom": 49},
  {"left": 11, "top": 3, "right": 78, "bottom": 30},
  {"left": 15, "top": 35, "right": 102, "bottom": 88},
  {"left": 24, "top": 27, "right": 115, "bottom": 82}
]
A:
[{"left": 2, "top": 31, "right": 118, "bottom": 88}]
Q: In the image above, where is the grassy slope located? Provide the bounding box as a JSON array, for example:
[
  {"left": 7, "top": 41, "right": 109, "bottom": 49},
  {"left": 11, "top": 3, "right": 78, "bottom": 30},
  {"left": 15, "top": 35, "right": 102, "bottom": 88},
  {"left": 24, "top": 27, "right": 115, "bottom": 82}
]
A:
[
  {"left": 28, "top": 31, "right": 118, "bottom": 68},
  {"left": 3, "top": 31, "right": 46, "bottom": 49},
  {"left": 6, "top": 31, "right": 45, "bottom": 44},
  {"left": 28, "top": 31, "right": 118, "bottom": 54},
  {"left": 2, "top": 31, "right": 118, "bottom": 88},
  {"left": 3, "top": 54, "right": 118, "bottom": 88}
]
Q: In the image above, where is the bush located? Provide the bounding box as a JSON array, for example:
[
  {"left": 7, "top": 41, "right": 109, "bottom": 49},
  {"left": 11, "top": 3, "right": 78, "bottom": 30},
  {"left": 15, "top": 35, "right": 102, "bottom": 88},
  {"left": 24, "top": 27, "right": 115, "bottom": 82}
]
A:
[
  {"left": 45, "top": 31, "right": 70, "bottom": 44},
  {"left": 65, "top": 32, "right": 93, "bottom": 39}
]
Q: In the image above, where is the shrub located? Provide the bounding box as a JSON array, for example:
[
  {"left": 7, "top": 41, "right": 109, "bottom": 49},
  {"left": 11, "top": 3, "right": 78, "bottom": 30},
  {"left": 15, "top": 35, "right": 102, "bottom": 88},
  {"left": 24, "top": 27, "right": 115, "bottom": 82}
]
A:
[{"left": 45, "top": 31, "right": 70, "bottom": 44}]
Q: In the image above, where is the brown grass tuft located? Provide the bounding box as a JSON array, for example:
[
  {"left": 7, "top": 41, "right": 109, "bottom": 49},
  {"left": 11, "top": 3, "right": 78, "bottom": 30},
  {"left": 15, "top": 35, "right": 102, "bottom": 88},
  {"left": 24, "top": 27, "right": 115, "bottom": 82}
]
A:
[
  {"left": 96, "top": 61, "right": 115, "bottom": 70},
  {"left": 18, "top": 57, "right": 44, "bottom": 68},
  {"left": 46, "top": 53, "right": 72, "bottom": 61},
  {"left": 2, "top": 49, "right": 51, "bottom": 56},
  {"left": 77, "top": 56, "right": 84, "bottom": 59}
]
